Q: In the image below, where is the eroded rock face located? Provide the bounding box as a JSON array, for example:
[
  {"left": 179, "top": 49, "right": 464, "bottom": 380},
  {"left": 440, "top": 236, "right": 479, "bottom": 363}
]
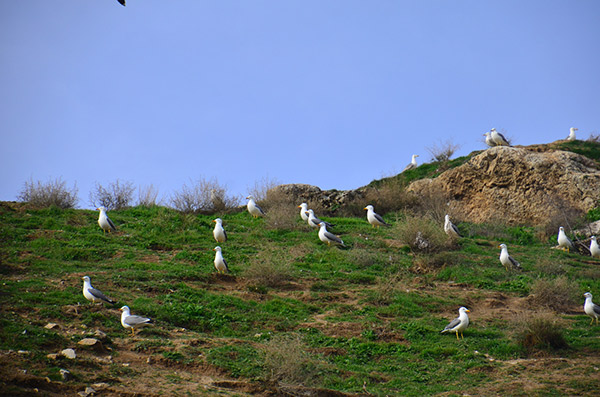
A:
[
  {"left": 408, "top": 146, "right": 600, "bottom": 225},
  {"left": 268, "top": 184, "right": 366, "bottom": 214}
]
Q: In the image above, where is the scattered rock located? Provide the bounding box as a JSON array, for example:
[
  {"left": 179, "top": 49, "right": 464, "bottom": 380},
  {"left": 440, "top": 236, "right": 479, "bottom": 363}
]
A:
[
  {"left": 77, "top": 338, "right": 106, "bottom": 353},
  {"left": 44, "top": 323, "right": 60, "bottom": 330},
  {"left": 59, "top": 369, "right": 72, "bottom": 381},
  {"left": 91, "top": 383, "right": 110, "bottom": 391},
  {"left": 78, "top": 386, "right": 96, "bottom": 397},
  {"left": 93, "top": 329, "right": 106, "bottom": 339},
  {"left": 17, "top": 350, "right": 30, "bottom": 355},
  {"left": 61, "top": 349, "right": 76, "bottom": 359},
  {"left": 47, "top": 353, "right": 59, "bottom": 360}
]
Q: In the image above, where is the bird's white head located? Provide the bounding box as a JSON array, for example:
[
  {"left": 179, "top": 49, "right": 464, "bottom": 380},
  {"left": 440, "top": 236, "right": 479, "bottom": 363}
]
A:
[
  {"left": 559, "top": 226, "right": 565, "bottom": 232},
  {"left": 499, "top": 243, "right": 507, "bottom": 249},
  {"left": 308, "top": 209, "right": 315, "bottom": 215},
  {"left": 119, "top": 306, "right": 130, "bottom": 312},
  {"left": 318, "top": 222, "right": 327, "bottom": 228},
  {"left": 246, "top": 195, "right": 254, "bottom": 200},
  {"left": 82, "top": 276, "right": 90, "bottom": 282},
  {"left": 584, "top": 292, "right": 592, "bottom": 299},
  {"left": 490, "top": 128, "right": 497, "bottom": 132},
  {"left": 213, "top": 218, "right": 222, "bottom": 224},
  {"left": 213, "top": 246, "right": 222, "bottom": 252},
  {"left": 298, "top": 203, "right": 307, "bottom": 209},
  {"left": 96, "top": 206, "right": 106, "bottom": 212},
  {"left": 459, "top": 307, "right": 470, "bottom": 313},
  {"left": 445, "top": 214, "right": 450, "bottom": 221},
  {"left": 364, "top": 205, "right": 374, "bottom": 211},
  {"left": 592, "top": 236, "right": 597, "bottom": 242},
  {"left": 570, "top": 127, "right": 578, "bottom": 132}
]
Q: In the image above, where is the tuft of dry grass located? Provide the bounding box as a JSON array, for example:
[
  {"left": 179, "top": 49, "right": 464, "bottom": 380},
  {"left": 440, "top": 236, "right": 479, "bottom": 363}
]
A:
[
  {"left": 18, "top": 177, "right": 79, "bottom": 209},
  {"left": 247, "top": 176, "right": 280, "bottom": 203},
  {"left": 244, "top": 249, "right": 295, "bottom": 288},
  {"left": 170, "top": 177, "right": 240, "bottom": 214},
  {"left": 411, "top": 251, "right": 460, "bottom": 274},
  {"left": 137, "top": 184, "right": 161, "bottom": 207},
  {"left": 514, "top": 312, "right": 568, "bottom": 354},
  {"left": 529, "top": 276, "right": 579, "bottom": 312},
  {"left": 369, "top": 274, "right": 405, "bottom": 306},
  {"left": 262, "top": 189, "right": 303, "bottom": 230},
  {"left": 426, "top": 139, "right": 460, "bottom": 163},
  {"left": 394, "top": 215, "right": 450, "bottom": 254},
  {"left": 262, "top": 333, "right": 318, "bottom": 385}
]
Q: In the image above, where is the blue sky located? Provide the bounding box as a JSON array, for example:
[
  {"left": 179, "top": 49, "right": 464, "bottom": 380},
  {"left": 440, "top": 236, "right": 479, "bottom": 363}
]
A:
[{"left": 1, "top": 1, "right": 599, "bottom": 207}]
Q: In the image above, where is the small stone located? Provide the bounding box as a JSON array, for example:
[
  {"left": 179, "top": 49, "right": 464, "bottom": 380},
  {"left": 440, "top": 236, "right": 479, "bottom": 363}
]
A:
[
  {"left": 122, "top": 363, "right": 130, "bottom": 367},
  {"left": 91, "top": 382, "right": 109, "bottom": 391},
  {"left": 146, "top": 356, "right": 153, "bottom": 364},
  {"left": 17, "top": 350, "right": 30, "bottom": 355},
  {"left": 93, "top": 329, "right": 106, "bottom": 338},
  {"left": 61, "top": 348, "right": 76, "bottom": 359},
  {"left": 59, "top": 369, "right": 72, "bottom": 381},
  {"left": 45, "top": 323, "right": 60, "bottom": 330},
  {"left": 47, "top": 353, "right": 59, "bottom": 360}
]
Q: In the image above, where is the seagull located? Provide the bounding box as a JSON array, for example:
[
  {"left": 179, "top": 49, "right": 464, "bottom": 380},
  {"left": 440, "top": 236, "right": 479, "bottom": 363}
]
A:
[
  {"left": 82, "top": 276, "right": 115, "bottom": 305},
  {"left": 306, "top": 209, "right": 332, "bottom": 228},
  {"left": 499, "top": 243, "right": 522, "bottom": 270},
  {"left": 490, "top": 128, "right": 510, "bottom": 146},
  {"left": 483, "top": 132, "right": 497, "bottom": 147},
  {"left": 318, "top": 222, "right": 345, "bottom": 247},
  {"left": 298, "top": 203, "right": 309, "bottom": 222},
  {"left": 590, "top": 236, "right": 600, "bottom": 258},
  {"left": 212, "top": 218, "right": 227, "bottom": 243},
  {"left": 441, "top": 307, "right": 470, "bottom": 340},
  {"left": 583, "top": 292, "right": 600, "bottom": 325},
  {"left": 566, "top": 127, "right": 578, "bottom": 141},
  {"left": 120, "top": 306, "right": 152, "bottom": 336},
  {"left": 364, "top": 205, "right": 390, "bottom": 228},
  {"left": 444, "top": 214, "right": 461, "bottom": 238},
  {"left": 246, "top": 195, "right": 265, "bottom": 218},
  {"left": 557, "top": 226, "right": 574, "bottom": 252},
  {"left": 96, "top": 206, "right": 116, "bottom": 234},
  {"left": 213, "top": 246, "right": 229, "bottom": 274},
  {"left": 403, "top": 154, "right": 419, "bottom": 172},
  {"left": 117, "top": 0, "right": 126, "bottom": 6}
]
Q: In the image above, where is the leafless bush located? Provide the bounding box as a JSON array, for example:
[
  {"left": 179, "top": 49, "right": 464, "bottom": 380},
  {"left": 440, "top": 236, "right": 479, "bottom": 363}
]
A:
[
  {"left": 340, "top": 180, "right": 418, "bottom": 217},
  {"left": 247, "top": 176, "right": 280, "bottom": 203},
  {"left": 394, "top": 215, "right": 449, "bottom": 254},
  {"left": 413, "top": 184, "right": 449, "bottom": 225},
  {"left": 263, "top": 190, "right": 302, "bottom": 230},
  {"left": 369, "top": 274, "right": 404, "bottom": 306},
  {"left": 412, "top": 251, "right": 460, "bottom": 274},
  {"left": 89, "top": 180, "right": 135, "bottom": 210},
  {"left": 170, "top": 178, "right": 240, "bottom": 214},
  {"left": 586, "top": 133, "right": 600, "bottom": 143},
  {"left": 514, "top": 312, "right": 568, "bottom": 353},
  {"left": 137, "top": 184, "right": 160, "bottom": 207},
  {"left": 262, "top": 334, "right": 318, "bottom": 385},
  {"left": 244, "top": 249, "right": 294, "bottom": 288},
  {"left": 18, "top": 177, "right": 78, "bottom": 209},
  {"left": 426, "top": 140, "right": 460, "bottom": 163},
  {"left": 529, "top": 276, "right": 579, "bottom": 312}
]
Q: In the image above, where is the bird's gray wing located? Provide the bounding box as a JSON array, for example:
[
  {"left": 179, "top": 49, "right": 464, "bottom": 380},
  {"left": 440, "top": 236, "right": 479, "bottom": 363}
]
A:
[
  {"left": 107, "top": 216, "right": 117, "bottom": 231},
  {"left": 124, "top": 315, "right": 151, "bottom": 326},
  {"left": 374, "top": 213, "right": 389, "bottom": 226},
  {"left": 497, "top": 132, "right": 509, "bottom": 143},
  {"left": 403, "top": 163, "right": 415, "bottom": 171},
  {"left": 223, "top": 230, "right": 228, "bottom": 240},
  {"left": 255, "top": 204, "right": 265, "bottom": 215},
  {"left": 223, "top": 258, "right": 229, "bottom": 271},
  {"left": 324, "top": 231, "right": 344, "bottom": 245},
  {"left": 443, "top": 317, "right": 460, "bottom": 332},
  {"left": 117, "top": 0, "right": 126, "bottom": 6},
  {"left": 88, "top": 287, "right": 114, "bottom": 304},
  {"left": 451, "top": 224, "right": 461, "bottom": 236},
  {"left": 509, "top": 255, "right": 521, "bottom": 269},
  {"left": 593, "top": 303, "right": 600, "bottom": 315}
]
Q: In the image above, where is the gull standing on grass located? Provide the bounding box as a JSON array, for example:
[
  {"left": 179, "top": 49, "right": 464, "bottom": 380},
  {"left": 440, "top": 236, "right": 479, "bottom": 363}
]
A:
[
  {"left": 120, "top": 306, "right": 152, "bottom": 336},
  {"left": 566, "top": 127, "right": 578, "bottom": 141},
  {"left": 583, "top": 292, "right": 600, "bottom": 325},
  {"left": 298, "top": 203, "right": 309, "bottom": 222},
  {"left": 441, "top": 307, "right": 470, "bottom": 340},
  {"left": 499, "top": 243, "right": 522, "bottom": 270},
  {"left": 306, "top": 209, "right": 332, "bottom": 228},
  {"left": 403, "top": 154, "right": 419, "bottom": 172},
  {"left": 444, "top": 214, "right": 461, "bottom": 238},
  {"left": 246, "top": 195, "right": 265, "bottom": 218},
  {"left": 318, "top": 222, "right": 345, "bottom": 247},
  {"left": 213, "top": 246, "right": 229, "bottom": 274},
  {"left": 590, "top": 236, "right": 600, "bottom": 258},
  {"left": 82, "top": 276, "right": 115, "bottom": 305},
  {"left": 96, "top": 206, "right": 116, "bottom": 234},
  {"left": 212, "top": 218, "right": 227, "bottom": 243},
  {"left": 557, "top": 226, "right": 574, "bottom": 252},
  {"left": 490, "top": 128, "right": 510, "bottom": 146},
  {"left": 364, "top": 205, "right": 390, "bottom": 228}
]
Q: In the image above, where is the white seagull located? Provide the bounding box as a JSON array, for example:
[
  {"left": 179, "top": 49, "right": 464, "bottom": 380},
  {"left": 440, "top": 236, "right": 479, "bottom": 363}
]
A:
[
  {"left": 306, "top": 209, "right": 332, "bottom": 228},
  {"left": 364, "top": 205, "right": 390, "bottom": 228},
  {"left": 499, "top": 243, "right": 522, "bottom": 270},
  {"left": 590, "top": 236, "right": 600, "bottom": 258},
  {"left": 583, "top": 292, "right": 600, "bottom": 325},
  {"left": 82, "top": 276, "right": 115, "bottom": 305},
  {"left": 213, "top": 246, "right": 229, "bottom": 274},
  {"left": 318, "top": 222, "right": 345, "bottom": 247},
  {"left": 120, "top": 306, "right": 152, "bottom": 336},
  {"left": 483, "top": 132, "right": 497, "bottom": 148},
  {"left": 96, "top": 206, "right": 116, "bottom": 234},
  {"left": 557, "top": 226, "right": 574, "bottom": 252},
  {"left": 212, "top": 218, "right": 227, "bottom": 243},
  {"left": 490, "top": 128, "right": 510, "bottom": 146},
  {"left": 403, "top": 154, "right": 419, "bottom": 172},
  {"left": 444, "top": 214, "right": 461, "bottom": 238},
  {"left": 246, "top": 195, "right": 265, "bottom": 218},
  {"left": 566, "top": 127, "right": 578, "bottom": 141},
  {"left": 298, "top": 203, "right": 309, "bottom": 222},
  {"left": 441, "top": 307, "right": 470, "bottom": 340}
]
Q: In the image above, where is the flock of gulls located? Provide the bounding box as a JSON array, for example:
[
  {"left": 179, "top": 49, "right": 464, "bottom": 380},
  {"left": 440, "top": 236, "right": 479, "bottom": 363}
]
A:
[{"left": 90, "top": 157, "right": 600, "bottom": 339}]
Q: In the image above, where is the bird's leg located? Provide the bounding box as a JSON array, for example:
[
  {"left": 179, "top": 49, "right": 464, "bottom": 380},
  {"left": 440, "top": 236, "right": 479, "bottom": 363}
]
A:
[
  {"left": 455, "top": 331, "right": 459, "bottom": 340},
  {"left": 461, "top": 332, "right": 464, "bottom": 339},
  {"left": 131, "top": 328, "right": 135, "bottom": 336}
]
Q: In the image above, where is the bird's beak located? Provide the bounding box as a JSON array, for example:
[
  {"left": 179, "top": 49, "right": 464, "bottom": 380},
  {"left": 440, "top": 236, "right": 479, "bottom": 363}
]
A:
[
  {"left": 213, "top": 248, "right": 216, "bottom": 251},
  {"left": 212, "top": 220, "right": 216, "bottom": 223},
  {"left": 498, "top": 245, "right": 502, "bottom": 248},
  {"left": 363, "top": 207, "right": 368, "bottom": 210},
  {"left": 466, "top": 309, "right": 471, "bottom": 313}
]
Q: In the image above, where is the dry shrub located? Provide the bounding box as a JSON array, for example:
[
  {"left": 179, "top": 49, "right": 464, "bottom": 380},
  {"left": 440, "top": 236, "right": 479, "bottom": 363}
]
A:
[
  {"left": 534, "top": 194, "right": 584, "bottom": 241},
  {"left": 89, "top": 179, "right": 135, "bottom": 210},
  {"left": 412, "top": 251, "right": 460, "bottom": 274},
  {"left": 262, "top": 334, "right": 318, "bottom": 385},
  {"left": 529, "top": 276, "right": 579, "bottom": 312},
  {"left": 587, "top": 133, "right": 600, "bottom": 143},
  {"left": 338, "top": 180, "right": 417, "bottom": 217},
  {"left": 247, "top": 176, "right": 280, "bottom": 202},
  {"left": 426, "top": 139, "right": 460, "bottom": 163},
  {"left": 18, "top": 177, "right": 79, "bottom": 209},
  {"left": 514, "top": 312, "right": 568, "bottom": 353},
  {"left": 171, "top": 177, "right": 240, "bottom": 214},
  {"left": 262, "top": 188, "right": 302, "bottom": 230},
  {"left": 244, "top": 249, "right": 294, "bottom": 288},
  {"left": 535, "top": 258, "right": 566, "bottom": 276},
  {"left": 369, "top": 274, "right": 404, "bottom": 306},
  {"left": 137, "top": 184, "right": 160, "bottom": 207},
  {"left": 413, "top": 184, "right": 450, "bottom": 225},
  {"left": 394, "top": 215, "right": 449, "bottom": 254}
]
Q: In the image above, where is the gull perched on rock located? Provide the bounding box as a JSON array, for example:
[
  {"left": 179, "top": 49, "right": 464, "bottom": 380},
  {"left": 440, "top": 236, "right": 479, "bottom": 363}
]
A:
[
  {"left": 441, "top": 307, "right": 470, "bottom": 340},
  {"left": 120, "top": 306, "right": 152, "bottom": 336},
  {"left": 306, "top": 209, "right": 332, "bottom": 228},
  {"left": 96, "top": 206, "right": 116, "bottom": 234},
  {"left": 566, "top": 127, "right": 578, "bottom": 141},
  {"left": 298, "top": 203, "right": 309, "bottom": 222},
  {"left": 490, "top": 128, "right": 510, "bottom": 146},
  {"left": 318, "top": 222, "right": 345, "bottom": 247},
  {"left": 583, "top": 292, "right": 600, "bottom": 325},
  {"left": 246, "top": 195, "right": 265, "bottom": 218},
  {"left": 212, "top": 218, "right": 227, "bottom": 243},
  {"left": 213, "top": 246, "right": 229, "bottom": 274},
  {"left": 557, "top": 226, "right": 574, "bottom": 252},
  {"left": 403, "top": 154, "right": 419, "bottom": 172},
  {"left": 82, "top": 276, "right": 115, "bottom": 305},
  {"left": 444, "top": 214, "right": 461, "bottom": 238},
  {"left": 364, "top": 205, "right": 390, "bottom": 228},
  {"left": 499, "top": 243, "right": 521, "bottom": 270},
  {"left": 590, "top": 236, "right": 600, "bottom": 258},
  {"left": 483, "top": 131, "right": 497, "bottom": 147}
]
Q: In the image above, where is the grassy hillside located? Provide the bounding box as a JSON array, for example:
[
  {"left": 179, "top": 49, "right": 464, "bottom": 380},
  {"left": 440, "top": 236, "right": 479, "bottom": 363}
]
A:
[{"left": 1, "top": 202, "right": 600, "bottom": 396}]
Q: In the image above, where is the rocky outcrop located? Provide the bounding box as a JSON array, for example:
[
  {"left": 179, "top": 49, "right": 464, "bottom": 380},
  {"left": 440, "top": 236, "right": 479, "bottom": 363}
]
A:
[
  {"left": 408, "top": 146, "right": 600, "bottom": 225},
  {"left": 268, "top": 183, "right": 366, "bottom": 214}
]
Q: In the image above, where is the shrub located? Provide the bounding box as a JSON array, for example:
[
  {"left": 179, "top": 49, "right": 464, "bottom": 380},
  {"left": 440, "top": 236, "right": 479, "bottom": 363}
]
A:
[
  {"left": 263, "top": 188, "right": 303, "bottom": 230},
  {"left": 412, "top": 251, "right": 460, "bottom": 274},
  {"left": 170, "top": 178, "right": 240, "bottom": 214},
  {"left": 262, "top": 333, "right": 318, "bottom": 385},
  {"left": 529, "top": 276, "right": 578, "bottom": 312},
  {"left": 137, "top": 184, "right": 160, "bottom": 207},
  {"left": 514, "top": 313, "right": 568, "bottom": 353},
  {"left": 339, "top": 180, "right": 417, "bottom": 217},
  {"left": 426, "top": 139, "right": 460, "bottom": 163},
  {"left": 18, "top": 177, "right": 78, "bottom": 209},
  {"left": 394, "top": 215, "right": 449, "bottom": 254},
  {"left": 89, "top": 180, "right": 135, "bottom": 210},
  {"left": 413, "top": 183, "right": 450, "bottom": 225},
  {"left": 247, "top": 176, "right": 280, "bottom": 203},
  {"left": 244, "top": 250, "right": 294, "bottom": 288}
]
